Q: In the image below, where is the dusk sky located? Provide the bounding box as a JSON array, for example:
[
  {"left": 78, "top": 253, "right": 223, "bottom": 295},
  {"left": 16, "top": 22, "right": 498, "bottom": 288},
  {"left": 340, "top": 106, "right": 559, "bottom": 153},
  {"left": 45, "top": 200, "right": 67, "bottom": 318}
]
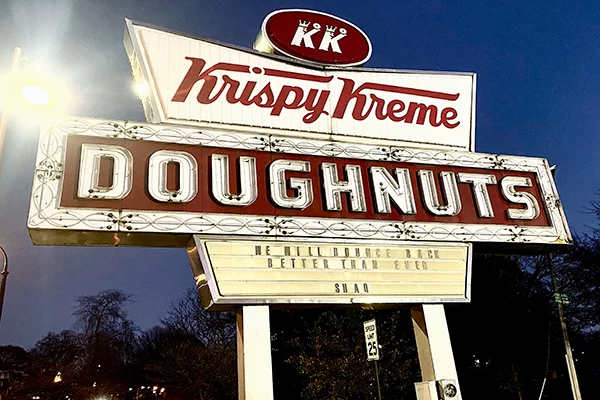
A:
[{"left": 0, "top": 0, "right": 599, "bottom": 348}]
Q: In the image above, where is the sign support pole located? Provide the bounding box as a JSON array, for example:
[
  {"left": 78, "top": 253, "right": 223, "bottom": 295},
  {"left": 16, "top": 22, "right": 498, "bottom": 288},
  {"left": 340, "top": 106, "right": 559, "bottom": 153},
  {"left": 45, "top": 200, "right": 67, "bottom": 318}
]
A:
[
  {"left": 548, "top": 255, "right": 582, "bottom": 400},
  {"left": 374, "top": 360, "right": 382, "bottom": 400},
  {"left": 236, "top": 305, "right": 274, "bottom": 400},
  {"left": 411, "top": 304, "right": 462, "bottom": 400}
]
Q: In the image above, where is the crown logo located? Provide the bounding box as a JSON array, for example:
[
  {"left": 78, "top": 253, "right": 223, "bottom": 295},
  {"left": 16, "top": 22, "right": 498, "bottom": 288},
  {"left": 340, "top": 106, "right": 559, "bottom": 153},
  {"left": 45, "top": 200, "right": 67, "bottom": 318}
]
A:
[
  {"left": 325, "top": 25, "right": 337, "bottom": 34},
  {"left": 298, "top": 20, "right": 310, "bottom": 28}
]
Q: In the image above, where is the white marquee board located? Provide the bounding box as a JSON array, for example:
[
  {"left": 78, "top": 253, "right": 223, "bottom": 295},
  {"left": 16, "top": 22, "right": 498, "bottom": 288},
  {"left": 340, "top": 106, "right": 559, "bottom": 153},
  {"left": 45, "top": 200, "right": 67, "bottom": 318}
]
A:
[{"left": 189, "top": 237, "right": 472, "bottom": 309}]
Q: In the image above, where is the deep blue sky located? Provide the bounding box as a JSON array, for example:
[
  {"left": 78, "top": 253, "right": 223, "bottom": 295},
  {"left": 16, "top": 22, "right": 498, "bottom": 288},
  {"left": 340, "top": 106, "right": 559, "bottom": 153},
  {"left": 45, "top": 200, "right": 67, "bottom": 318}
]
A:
[{"left": 0, "top": 0, "right": 599, "bottom": 348}]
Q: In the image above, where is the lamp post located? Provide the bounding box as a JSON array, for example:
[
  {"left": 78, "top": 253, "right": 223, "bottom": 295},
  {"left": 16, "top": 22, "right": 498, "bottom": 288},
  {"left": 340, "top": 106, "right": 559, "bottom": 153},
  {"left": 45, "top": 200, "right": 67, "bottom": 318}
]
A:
[
  {"left": 0, "top": 47, "right": 65, "bottom": 329},
  {"left": 0, "top": 47, "right": 22, "bottom": 170},
  {"left": 0, "top": 46, "right": 61, "bottom": 169},
  {"left": 0, "top": 47, "right": 21, "bottom": 329},
  {"left": 0, "top": 246, "right": 7, "bottom": 325}
]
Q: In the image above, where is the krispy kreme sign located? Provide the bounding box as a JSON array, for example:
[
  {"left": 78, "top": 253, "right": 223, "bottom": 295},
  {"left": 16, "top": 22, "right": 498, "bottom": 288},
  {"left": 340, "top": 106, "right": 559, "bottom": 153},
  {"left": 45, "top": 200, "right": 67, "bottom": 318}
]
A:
[
  {"left": 171, "top": 58, "right": 461, "bottom": 128},
  {"left": 124, "top": 20, "right": 475, "bottom": 151},
  {"left": 27, "top": 15, "right": 572, "bottom": 311},
  {"left": 28, "top": 118, "right": 570, "bottom": 247}
]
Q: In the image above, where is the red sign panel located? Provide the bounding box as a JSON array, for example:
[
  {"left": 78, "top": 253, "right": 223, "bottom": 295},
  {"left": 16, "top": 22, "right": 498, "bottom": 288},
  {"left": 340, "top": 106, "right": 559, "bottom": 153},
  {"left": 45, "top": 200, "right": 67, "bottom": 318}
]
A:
[
  {"left": 258, "top": 9, "right": 372, "bottom": 66},
  {"left": 61, "top": 136, "right": 549, "bottom": 227}
]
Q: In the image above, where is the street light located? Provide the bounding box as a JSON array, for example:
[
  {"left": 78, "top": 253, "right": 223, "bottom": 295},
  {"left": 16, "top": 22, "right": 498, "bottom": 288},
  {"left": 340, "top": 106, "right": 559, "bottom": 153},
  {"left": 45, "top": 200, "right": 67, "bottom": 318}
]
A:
[
  {"left": 0, "top": 47, "right": 23, "bottom": 170},
  {"left": 0, "top": 46, "right": 68, "bottom": 168},
  {"left": 0, "top": 246, "right": 7, "bottom": 325},
  {"left": 0, "top": 47, "right": 68, "bottom": 328},
  {"left": 21, "top": 85, "right": 50, "bottom": 106}
]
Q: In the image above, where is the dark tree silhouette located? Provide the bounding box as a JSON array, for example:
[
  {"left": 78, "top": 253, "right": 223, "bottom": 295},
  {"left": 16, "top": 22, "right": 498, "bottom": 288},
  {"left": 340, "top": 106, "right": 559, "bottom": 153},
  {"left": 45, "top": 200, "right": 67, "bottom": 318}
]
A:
[
  {"left": 72, "top": 289, "right": 137, "bottom": 397},
  {"left": 136, "top": 289, "right": 237, "bottom": 400}
]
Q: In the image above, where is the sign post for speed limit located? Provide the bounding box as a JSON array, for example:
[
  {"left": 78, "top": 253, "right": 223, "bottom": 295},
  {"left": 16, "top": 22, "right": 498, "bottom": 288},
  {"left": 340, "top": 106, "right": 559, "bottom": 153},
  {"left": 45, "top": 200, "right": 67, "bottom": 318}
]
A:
[{"left": 364, "top": 319, "right": 382, "bottom": 400}]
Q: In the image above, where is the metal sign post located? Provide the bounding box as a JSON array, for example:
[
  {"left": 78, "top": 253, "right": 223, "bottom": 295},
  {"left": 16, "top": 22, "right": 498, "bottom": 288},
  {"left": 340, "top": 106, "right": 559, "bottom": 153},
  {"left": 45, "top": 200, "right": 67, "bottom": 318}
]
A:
[
  {"left": 548, "top": 255, "right": 582, "bottom": 400},
  {"left": 363, "top": 319, "right": 382, "bottom": 400}
]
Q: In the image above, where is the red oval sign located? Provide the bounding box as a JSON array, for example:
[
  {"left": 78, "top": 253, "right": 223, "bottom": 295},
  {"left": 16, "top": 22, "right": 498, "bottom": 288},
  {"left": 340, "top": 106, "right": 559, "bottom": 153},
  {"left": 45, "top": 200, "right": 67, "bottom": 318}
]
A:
[{"left": 258, "top": 9, "right": 372, "bottom": 67}]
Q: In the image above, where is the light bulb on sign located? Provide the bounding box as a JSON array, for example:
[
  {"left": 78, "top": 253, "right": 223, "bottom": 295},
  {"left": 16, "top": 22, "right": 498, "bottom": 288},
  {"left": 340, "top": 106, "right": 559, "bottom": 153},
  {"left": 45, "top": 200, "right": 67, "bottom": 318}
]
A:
[{"left": 134, "top": 82, "right": 149, "bottom": 97}]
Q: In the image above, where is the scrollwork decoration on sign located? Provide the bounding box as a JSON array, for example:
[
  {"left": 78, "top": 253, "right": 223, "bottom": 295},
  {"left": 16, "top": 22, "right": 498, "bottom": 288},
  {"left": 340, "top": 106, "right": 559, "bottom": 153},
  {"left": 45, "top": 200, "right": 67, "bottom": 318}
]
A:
[{"left": 28, "top": 117, "right": 572, "bottom": 246}]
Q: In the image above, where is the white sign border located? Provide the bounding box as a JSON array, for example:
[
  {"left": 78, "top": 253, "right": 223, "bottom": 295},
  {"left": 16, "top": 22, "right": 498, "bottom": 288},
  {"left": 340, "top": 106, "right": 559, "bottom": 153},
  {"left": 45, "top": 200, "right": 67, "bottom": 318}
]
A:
[
  {"left": 28, "top": 117, "right": 572, "bottom": 246},
  {"left": 190, "top": 236, "right": 473, "bottom": 307}
]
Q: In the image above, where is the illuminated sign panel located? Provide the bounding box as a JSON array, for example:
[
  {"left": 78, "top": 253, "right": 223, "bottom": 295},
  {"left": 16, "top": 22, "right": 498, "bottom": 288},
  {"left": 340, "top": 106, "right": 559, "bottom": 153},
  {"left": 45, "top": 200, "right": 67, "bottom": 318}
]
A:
[
  {"left": 28, "top": 117, "right": 571, "bottom": 247},
  {"left": 189, "top": 238, "right": 472, "bottom": 309},
  {"left": 26, "top": 15, "right": 573, "bottom": 312},
  {"left": 124, "top": 20, "right": 476, "bottom": 151}
]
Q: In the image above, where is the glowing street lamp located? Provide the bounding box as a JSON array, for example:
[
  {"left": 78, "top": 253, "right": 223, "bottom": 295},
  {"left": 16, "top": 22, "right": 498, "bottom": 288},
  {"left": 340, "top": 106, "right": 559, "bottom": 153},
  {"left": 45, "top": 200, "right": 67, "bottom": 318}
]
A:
[
  {"left": 0, "top": 47, "right": 68, "bottom": 327},
  {"left": 0, "top": 47, "right": 69, "bottom": 169},
  {"left": 21, "top": 85, "right": 50, "bottom": 106}
]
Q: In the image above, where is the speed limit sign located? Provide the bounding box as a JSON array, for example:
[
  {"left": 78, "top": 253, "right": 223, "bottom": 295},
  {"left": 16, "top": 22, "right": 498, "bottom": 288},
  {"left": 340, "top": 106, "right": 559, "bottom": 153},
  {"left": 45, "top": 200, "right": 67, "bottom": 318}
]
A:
[{"left": 363, "top": 319, "right": 380, "bottom": 361}]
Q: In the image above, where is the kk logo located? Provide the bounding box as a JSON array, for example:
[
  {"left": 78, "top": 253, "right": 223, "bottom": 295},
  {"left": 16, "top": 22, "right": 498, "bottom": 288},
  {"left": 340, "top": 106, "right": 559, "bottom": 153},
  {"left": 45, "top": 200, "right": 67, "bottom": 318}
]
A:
[
  {"left": 291, "top": 20, "right": 348, "bottom": 53},
  {"left": 258, "top": 9, "right": 372, "bottom": 66}
]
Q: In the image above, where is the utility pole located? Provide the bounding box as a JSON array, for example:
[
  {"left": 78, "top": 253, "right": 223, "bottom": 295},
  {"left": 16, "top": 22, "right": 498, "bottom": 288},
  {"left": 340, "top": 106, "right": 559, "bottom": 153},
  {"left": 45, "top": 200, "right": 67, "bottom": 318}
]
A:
[{"left": 548, "top": 254, "right": 582, "bottom": 400}]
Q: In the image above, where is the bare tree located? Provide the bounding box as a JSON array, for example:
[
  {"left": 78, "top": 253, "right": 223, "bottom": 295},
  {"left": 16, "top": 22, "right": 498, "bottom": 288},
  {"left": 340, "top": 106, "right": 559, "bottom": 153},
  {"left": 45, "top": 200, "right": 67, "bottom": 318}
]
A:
[
  {"left": 161, "top": 288, "right": 235, "bottom": 346},
  {"left": 72, "top": 289, "right": 137, "bottom": 386},
  {"left": 30, "top": 330, "right": 84, "bottom": 376},
  {"left": 73, "top": 290, "right": 134, "bottom": 340},
  {"left": 135, "top": 289, "right": 237, "bottom": 399}
]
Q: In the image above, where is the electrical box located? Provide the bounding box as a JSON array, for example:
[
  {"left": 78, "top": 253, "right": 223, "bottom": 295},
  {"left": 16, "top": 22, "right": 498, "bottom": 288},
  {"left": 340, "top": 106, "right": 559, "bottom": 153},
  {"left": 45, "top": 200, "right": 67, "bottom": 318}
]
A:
[{"left": 436, "top": 379, "right": 461, "bottom": 399}]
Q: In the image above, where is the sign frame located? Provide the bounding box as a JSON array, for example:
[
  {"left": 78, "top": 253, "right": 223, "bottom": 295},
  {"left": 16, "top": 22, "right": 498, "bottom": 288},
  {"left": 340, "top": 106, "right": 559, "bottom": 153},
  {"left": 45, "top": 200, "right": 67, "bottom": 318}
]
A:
[
  {"left": 28, "top": 117, "right": 572, "bottom": 249},
  {"left": 187, "top": 236, "right": 473, "bottom": 310}
]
